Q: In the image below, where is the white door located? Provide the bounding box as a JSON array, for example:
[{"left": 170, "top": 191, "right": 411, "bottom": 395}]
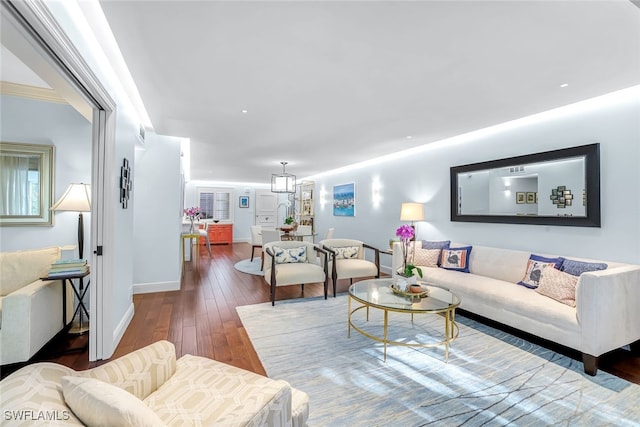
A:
[{"left": 255, "top": 190, "right": 277, "bottom": 227}]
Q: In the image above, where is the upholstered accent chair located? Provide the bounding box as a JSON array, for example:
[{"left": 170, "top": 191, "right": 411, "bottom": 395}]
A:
[
  {"left": 263, "top": 241, "right": 329, "bottom": 306},
  {"left": 198, "top": 222, "right": 212, "bottom": 257},
  {"left": 319, "top": 238, "right": 381, "bottom": 296}
]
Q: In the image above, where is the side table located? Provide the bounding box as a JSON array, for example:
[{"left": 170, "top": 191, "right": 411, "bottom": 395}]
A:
[
  {"left": 42, "top": 269, "right": 90, "bottom": 336},
  {"left": 181, "top": 233, "right": 201, "bottom": 274}
]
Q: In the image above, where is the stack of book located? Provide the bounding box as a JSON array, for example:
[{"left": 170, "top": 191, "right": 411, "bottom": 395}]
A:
[{"left": 47, "top": 259, "right": 89, "bottom": 278}]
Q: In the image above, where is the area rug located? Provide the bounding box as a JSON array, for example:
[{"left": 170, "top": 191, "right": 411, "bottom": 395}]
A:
[
  {"left": 237, "top": 295, "right": 640, "bottom": 426},
  {"left": 234, "top": 258, "right": 264, "bottom": 276}
]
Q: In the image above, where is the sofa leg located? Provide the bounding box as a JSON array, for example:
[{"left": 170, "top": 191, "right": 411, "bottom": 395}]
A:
[{"left": 582, "top": 353, "right": 599, "bottom": 376}]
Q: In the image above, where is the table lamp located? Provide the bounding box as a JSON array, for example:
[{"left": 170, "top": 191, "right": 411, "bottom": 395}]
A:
[
  {"left": 400, "top": 202, "right": 424, "bottom": 240},
  {"left": 51, "top": 183, "right": 91, "bottom": 334}
]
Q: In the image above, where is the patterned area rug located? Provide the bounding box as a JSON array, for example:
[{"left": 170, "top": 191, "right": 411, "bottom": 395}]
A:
[
  {"left": 234, "top": 258, "right": 264, "bottom": 276},
  {"left": 237, "top": 295, "right": 640, "bottom": 426}
]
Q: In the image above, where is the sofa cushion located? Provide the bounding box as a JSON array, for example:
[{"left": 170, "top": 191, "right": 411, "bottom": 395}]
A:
[
  {"left": 0, "top": 247, "right": 61, "bottom": 296},
  {"left": 333, "top": 246, "right": 360, "bottom": 259},
  {"left": 560, "top": 258, "right": 608, "bottom": 276},
  {"left": 0, "top": 362, "right": 83, "bottom": 425},
  {"left": 145, "top": 354, "right": 300, "bottom": 427},
  {"left": 413, "top": 248, "right": 440, "bottom": 267},
  {"left": 61, "top": 376, "right": 166, "bottom": 427},
  {"left": 536, "top": 268, "right": 579, "bottom": 307},
  {"left": 273, "top": 246, "right": 307, "bottom": 264},
  {"left": 439, "top": 246, "right": 472, "bottom": 273},
  {"left": 517, "top": 254, "right": 563, "bottom": 289}
]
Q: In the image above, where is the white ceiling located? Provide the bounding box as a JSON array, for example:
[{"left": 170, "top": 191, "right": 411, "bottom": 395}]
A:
[{"left": 96, "top": 1, "right": 638, "bottom": 183}]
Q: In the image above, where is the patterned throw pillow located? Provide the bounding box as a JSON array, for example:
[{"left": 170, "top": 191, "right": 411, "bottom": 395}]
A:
[
  {"left": 333, "top": 246, "right": 360, "bottom": 259},
  {"left": 413, "top": 248, "right": 441, "bottom": 267},
  {"left": 273, "top": 246, "right": 307, "bottom": 264},
  {"left": 536, "top": 267, "right": 579, "bottom": 307},
  {"left": 421, "top": 240, "right": 451, "bottom": 250},
  {"left": 560, "top": 258, "right": 608, "bottom": 276},
  {"left": 517, "top": 254, "right": 563, "bottom": 289},
  {"left": 439, "top": 246, "right": 472, "bottom": 273}
]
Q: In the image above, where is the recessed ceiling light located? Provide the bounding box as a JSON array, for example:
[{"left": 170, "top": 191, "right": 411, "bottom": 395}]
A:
[
  {"left": 560, "top": 83, "right": 569, "bottom": 88},
  {"left": 241, "top": 109, "right": 248, "bottom": 114},
  {"left": 406, "top": 135, "right": 413, "bottom": 139}
]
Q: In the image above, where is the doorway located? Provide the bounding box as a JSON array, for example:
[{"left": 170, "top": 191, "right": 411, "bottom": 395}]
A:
[{"left": 2, "top": 1, "right": 116, "bottom": 361}]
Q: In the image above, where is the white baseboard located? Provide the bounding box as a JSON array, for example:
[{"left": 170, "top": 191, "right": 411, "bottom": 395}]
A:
[
  {"left": 108, "top": 301, "right": 134, "bottom": 359},
  {"left": 133, "top": 280, "right": 180, "bottom": 294}
]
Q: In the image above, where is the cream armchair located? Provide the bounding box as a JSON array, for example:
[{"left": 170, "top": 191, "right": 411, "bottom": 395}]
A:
[
  {"left": 319, "top": 238, "right": 381, "bottom": 296},
  {"left": 263, "top": 241, "right": 329, "bottom": 306}
]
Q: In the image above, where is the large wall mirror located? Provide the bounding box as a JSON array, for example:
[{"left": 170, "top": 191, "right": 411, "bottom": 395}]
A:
[
  {"left": 450, "top": 143, "right": 600, "bottom": 227},
  {"left": 0, "top": 142, "right": 54, "bottom": 226}
]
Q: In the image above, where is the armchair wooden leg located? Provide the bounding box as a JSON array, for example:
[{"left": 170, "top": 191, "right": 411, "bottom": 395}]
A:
[
  {"left": 332, "top": 272, "right": 337, "bottom": 297},
  {"left": 323, "top": 277, "right": 328, "bottom": 300},
  {"left": 271, "top": 282, "right": 276, "bottom": 306},
  {"left": 301, "top": 284, "right": 305, "bottom": 294}
]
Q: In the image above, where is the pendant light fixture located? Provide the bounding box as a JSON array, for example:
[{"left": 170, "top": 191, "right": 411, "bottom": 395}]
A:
[{"left": 271, "top": 161, "right": 296, "bottom": 193}]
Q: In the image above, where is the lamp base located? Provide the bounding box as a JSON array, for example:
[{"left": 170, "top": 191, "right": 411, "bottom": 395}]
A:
[{"left": 68, "top": 321, "right": 89, "bottom": 335}]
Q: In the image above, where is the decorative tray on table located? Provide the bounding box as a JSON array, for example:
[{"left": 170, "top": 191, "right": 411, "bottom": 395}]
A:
[{"left": 389, "top": 283, "right": 430, "bottom": 298}]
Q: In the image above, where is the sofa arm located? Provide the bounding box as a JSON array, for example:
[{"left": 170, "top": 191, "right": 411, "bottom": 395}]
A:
[
  {"left": 80, "top": 340, "right": 176, "bottom": 400},
  {"left": 576, "top": 265, "right": 640, "bottom": 357},
  {"left": 0, "top": 279, "right": 65, "bottom": 365}
]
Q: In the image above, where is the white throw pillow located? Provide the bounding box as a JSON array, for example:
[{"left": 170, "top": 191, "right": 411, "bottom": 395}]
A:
[
  {"left": 61, "top": 376, "right": 166, "bottom": 427},
  {"left": 413, "top": 248, "right": 440, "bottom": 267},
  {"left": 333, "top": 246, "right": 360, "bottom": 259},
  {"left": 535, "top": 267, "right": 578, "bottom": 307},
  {"left": 273, "top": 246, "right": 307, "bottom": 263}
]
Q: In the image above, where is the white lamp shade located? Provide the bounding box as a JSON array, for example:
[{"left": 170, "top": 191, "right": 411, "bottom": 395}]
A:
[
  {"left": 400, "top": 202, "right": 424, "bottom": 222},
  {"left": 51, "top": 183, "right": 91, "bottom": 212}
]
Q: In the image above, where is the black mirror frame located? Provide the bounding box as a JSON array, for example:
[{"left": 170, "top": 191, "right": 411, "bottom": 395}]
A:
[{"left": 450, "top": 143, "right": 601, "bottom": 227}]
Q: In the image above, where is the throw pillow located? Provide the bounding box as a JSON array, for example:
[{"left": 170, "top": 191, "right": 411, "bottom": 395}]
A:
[
  {"left": 439, "top": 246, "right": 472, "bottom": 273},
  {"left": 560, "top": 258, "right": 608, "bottom": 276},
  {"left": 273, "top": 246, "right": 307, "bottom": 264},
  {"left": 517, "top": 254, "right": 564, "bottom": 289},
  {"left": 61, "top": 376, "right": 166, "bottom": 427},
  {"left": 333, "top": 246, "right": 360, "bottom": 259},
  {"left": 536, "top": 267, "right": 579, "bottom": 307},
  {"left": 421, "top": 240, "right": 451, "bottom": 250},
  {"left": 413, "top": 248, "right": 441, "bottom": 267}
]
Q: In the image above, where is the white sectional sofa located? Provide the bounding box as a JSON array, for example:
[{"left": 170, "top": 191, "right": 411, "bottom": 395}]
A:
[
  {"left": 0, "top": 340, "right": 309, "bottom": 426},
  {"left": 0, "top": 247, "right": 72, "bottom": 365},
  {"left": 392, "top": 241, "right": 640, "bottom": 375}
]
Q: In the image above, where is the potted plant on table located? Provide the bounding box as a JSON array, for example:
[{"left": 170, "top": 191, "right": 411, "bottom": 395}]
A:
[
  {"left": 184, "top": 206, "right": 201, "bottom": 234},
  {"left": 395, "top": 224, "right": 423, "bottom": 283}
]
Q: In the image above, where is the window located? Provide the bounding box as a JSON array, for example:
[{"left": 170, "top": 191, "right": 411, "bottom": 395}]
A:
[{"left": 197, "top": 187, "right": 232, "bottom": 221}]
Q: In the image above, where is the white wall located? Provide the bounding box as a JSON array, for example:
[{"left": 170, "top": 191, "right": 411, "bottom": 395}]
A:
[
  {"left": 312, "top": 89, "right": 640, "bottom": 268},
  {"left": 132, "top": 133, "right": 182, "bottom": 293},
  {"left": 45, "top": 2, "right": 143, "bottom": 358},
  {"left": 0, "top": 94, "right": 92, "bottom": 252}
]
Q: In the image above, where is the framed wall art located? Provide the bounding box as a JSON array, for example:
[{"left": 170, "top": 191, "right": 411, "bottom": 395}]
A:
[
  {"left": 333, "top": 183, "right": 355, "bottom": 216},
  {"left": 239, "top": 195, "right": 249, "bottom": 208}
]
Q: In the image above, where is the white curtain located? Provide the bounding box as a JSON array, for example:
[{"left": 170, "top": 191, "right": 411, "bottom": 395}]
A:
[{"left": 0, "top": 155, "right": 31, "bottom": 215}]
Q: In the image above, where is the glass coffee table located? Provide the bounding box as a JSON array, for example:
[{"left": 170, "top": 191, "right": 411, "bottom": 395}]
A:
[{"left": 348, "top": 278, "right": 461, "bottom": 362}]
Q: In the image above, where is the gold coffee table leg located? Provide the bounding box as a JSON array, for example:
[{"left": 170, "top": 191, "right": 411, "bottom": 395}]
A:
[{"left": 383, "top": 310, "right": 388, "bottom": 362}]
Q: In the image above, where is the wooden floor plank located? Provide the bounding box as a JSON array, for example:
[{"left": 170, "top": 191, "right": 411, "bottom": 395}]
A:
[{"left": 5, "top": 242, "right": 637, "bottom": 387}]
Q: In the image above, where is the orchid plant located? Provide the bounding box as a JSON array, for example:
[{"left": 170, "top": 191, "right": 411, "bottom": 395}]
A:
[
  {"left": 395, "top": 224, "right": 423, "bottom": 278},
  {"left": 184, "top": 207, "right": 201, "bottom": 222}
]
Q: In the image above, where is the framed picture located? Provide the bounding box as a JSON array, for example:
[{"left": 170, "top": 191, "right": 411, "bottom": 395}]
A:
[
  {"left": 239, "top": 196, "right": 249, "bottom": 208},
  {"left": 526, "top": 192, "right": 536, "bottom": 204},
  {"left": 333, "top": 183, "right": 355, "bottom": 216},
  {"left": 516, "top": 192, "right": 525, "bottom": 204}
]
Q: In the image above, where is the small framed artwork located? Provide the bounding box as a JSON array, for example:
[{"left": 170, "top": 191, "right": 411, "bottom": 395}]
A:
[
  {"left": 239, "top": 196, "right": 249, "bottom": 208},
  {"left": 333, "top": 183, "right": 356, "bottom": 216},
  {"left": 526, "top": 192, "right": 536, "bottom": 204},
  {"left": 516, "top": 192, "right": 525, "bottom": 204}
]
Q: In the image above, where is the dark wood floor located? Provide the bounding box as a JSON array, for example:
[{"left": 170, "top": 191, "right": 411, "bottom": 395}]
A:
[{"left": 4, "top": 242, "right": 640, "bottom": 384}]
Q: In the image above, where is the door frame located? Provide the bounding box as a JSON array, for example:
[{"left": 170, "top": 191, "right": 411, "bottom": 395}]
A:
[{"left": 5, "top": 0, "right": 117, "bottom": 361}]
